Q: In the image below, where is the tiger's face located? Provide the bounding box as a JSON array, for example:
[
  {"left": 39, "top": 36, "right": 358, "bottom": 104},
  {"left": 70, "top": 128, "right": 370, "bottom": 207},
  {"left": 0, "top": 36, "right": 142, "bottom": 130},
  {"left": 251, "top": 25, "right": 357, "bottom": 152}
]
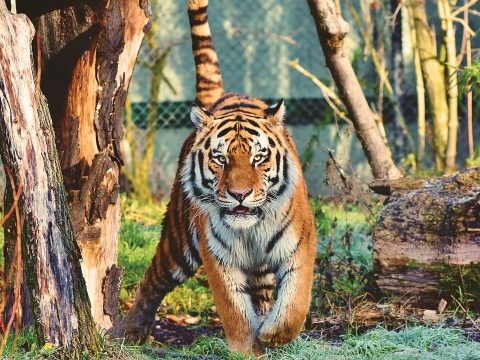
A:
[{"left": 182, "top": 95, "right": 299, "bottom": 230}]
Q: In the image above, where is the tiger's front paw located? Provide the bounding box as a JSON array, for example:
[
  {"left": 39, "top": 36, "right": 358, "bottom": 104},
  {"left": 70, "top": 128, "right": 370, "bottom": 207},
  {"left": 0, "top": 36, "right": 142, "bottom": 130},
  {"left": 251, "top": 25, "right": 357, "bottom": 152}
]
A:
[
  {"left": 256, "top": 320, "right": 300, "bottom": 348},
  {"left": 110, "top": 306, "right": 155, "bottom": 344}
]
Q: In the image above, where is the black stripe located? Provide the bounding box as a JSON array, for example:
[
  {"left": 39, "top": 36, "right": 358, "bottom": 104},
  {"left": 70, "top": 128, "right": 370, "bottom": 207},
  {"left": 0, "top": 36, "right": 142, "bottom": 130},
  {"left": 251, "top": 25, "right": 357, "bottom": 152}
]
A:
[
  {"left": 170, "top": 202, "right": 197, "bottom": 278},
  {"left": 189, "top": 15, "right": 207, "bottom": 26},
  {"left": 214, "top": 110, "right": 262, "bottom": 119},
  {"left": 266, "top": 216, "right": 293, "bottom": 253},
  {"left": 247, "top": 119, "right": 260, "bottom": 127},
  {"left": 250, "top": 267, "right": 273, "bottom": 276},
  {"left": 211, "top": 93, "right": 237, "bottom": 109},
  {"left": 188, "top": 6, "right": 208, "bottom": 17},
  {"left": 190, "top": 153, "right": 203, "bottom": 197},
  {"left": 249, "top": 283, "right": 275, "bottom": 292},
  {"left": 219, "top": 102, "right": 262, "bottom": 111},
  {"left": 160, "top": 257, "right": 179, "bottom": 285},
  {"left": 277, "top": 154, "right": 289, "bottom": 197},
  {"left": 194, "top": 54, "right": 218, "bottom": 66},
  {"left": 277, "top": 267, "right": 298, "bottom": 289},
  {"left": 204, "top": 138, "right": 211, "bottom": 149},
  {"left": 217, "top": 126, "right": 235, "bottom": 138},
  {"left": 191, "top": 34, "right": 211, "bottom": 42},
  {"left": 245, "top": 127, "right": 260, "bottom": 136},
  {"left": 268, "top": 137, "right": 276, "bottom": 147},
  {"left": 183, "top": 203, "right": 202, "bottom": 265},
  {"left": 197, "top": 151, "right": 212, "bottom": 189},
  {"left": 210, "top": 223, "right": 231, "bottom": 250},
  {"left": 196, "top": 74, "right": 221, "bottom": 85}
]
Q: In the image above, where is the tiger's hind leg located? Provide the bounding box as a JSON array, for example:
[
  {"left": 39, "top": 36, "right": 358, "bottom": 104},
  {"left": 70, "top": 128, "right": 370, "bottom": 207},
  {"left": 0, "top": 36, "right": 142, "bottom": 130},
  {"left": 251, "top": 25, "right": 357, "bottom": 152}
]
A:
[{"left": 113, "top": 218, "right": 201, "bottom": 343}]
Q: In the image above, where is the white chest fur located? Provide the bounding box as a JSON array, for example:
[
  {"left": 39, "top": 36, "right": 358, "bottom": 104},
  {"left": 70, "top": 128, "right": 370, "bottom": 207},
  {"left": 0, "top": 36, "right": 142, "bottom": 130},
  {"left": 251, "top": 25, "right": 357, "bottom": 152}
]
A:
[{"left": 205, "top": 200, "right": 299, "bottom": 271}]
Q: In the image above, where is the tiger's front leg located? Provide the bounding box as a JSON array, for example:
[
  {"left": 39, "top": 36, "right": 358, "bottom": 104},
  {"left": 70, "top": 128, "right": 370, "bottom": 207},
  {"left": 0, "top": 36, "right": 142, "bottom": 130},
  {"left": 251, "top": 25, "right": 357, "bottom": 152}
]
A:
[
  {"left": 201, "top": 249, "right": 259, "bottom": 354},
  {"left": 256, "top": 229, "right": 316, "bottom": 348}
]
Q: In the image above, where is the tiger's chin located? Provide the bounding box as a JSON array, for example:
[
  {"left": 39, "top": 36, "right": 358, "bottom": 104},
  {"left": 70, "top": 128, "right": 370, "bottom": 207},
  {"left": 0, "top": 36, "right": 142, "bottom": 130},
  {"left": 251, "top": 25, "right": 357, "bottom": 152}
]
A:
[{"left": 221, "top": 205, "right": 263, "bottom": 229}]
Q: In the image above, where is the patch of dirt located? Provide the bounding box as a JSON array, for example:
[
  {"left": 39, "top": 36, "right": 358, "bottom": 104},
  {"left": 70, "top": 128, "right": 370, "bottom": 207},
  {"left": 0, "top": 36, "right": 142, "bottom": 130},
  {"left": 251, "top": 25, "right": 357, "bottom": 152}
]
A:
[{"left": 152, "top": 318, "right": 223, "bottom": 346}]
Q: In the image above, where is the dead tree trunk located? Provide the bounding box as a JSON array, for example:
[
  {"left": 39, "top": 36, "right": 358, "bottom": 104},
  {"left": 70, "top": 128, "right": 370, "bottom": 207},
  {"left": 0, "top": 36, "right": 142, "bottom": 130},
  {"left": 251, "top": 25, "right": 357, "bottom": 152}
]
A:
[
  {"left": 0, "top": 2, "right": 99, "bottom": 355},
  {"left": 307, "top": 0, "right": 402, "bottom": 180},
  {"left": 371, "top": 168, "right": 480, "bottom": 306},
  {"left": 18, "top": 0, "right": 150, "bottom": 329}
]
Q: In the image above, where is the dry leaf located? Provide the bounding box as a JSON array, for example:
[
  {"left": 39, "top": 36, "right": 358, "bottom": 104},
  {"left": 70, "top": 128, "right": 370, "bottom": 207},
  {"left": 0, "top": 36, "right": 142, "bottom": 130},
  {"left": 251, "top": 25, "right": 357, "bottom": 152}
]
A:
[
  {"left": 422, "top": 309, "right": 440, "bottom": 322},
  {"left": 438, "top": 299, "right": 447, "bottom": 314}
]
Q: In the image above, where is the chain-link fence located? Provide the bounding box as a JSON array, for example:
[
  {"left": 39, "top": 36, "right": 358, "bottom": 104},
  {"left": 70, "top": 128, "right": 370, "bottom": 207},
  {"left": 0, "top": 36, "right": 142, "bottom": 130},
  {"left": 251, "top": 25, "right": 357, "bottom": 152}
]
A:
[{"left": 127, "top": 0, "right": 422, "bottom": 130}]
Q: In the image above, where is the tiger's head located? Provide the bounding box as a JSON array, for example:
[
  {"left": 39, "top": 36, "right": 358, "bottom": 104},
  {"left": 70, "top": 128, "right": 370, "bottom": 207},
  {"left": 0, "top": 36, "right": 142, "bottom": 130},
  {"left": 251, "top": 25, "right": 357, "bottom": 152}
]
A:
[{"left": 181, "top": 94, "right": 300, "bottom": 230}]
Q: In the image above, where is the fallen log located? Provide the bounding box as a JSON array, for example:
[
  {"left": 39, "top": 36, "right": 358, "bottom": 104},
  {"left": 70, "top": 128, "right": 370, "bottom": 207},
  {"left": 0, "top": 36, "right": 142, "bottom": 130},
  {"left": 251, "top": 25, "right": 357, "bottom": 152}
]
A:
[{"left": 371, "top": 167, "right": 480, "bottom": 307}]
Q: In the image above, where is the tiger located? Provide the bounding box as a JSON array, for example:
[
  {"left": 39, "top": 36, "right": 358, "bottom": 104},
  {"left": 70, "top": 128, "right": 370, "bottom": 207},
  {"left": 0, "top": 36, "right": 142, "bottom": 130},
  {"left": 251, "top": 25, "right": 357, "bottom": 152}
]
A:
[{"left": 115, "top": 0, "right": 316, "bottom": 354}]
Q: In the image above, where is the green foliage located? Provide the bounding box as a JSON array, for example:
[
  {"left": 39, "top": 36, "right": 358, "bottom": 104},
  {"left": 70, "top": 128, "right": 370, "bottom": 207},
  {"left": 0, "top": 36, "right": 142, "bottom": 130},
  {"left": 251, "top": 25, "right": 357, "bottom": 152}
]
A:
[
  {"left": 466, "top": 146, "right": 480, "bottom": 168},
  {"left": 119, "top": 196, "right": 166, "bottom": 293},
  {"left": 310, "top": 199, "right": 374, "bottom": 314},
  {"left": 458, "top": 61, "right": 480, "bottom": 95}
]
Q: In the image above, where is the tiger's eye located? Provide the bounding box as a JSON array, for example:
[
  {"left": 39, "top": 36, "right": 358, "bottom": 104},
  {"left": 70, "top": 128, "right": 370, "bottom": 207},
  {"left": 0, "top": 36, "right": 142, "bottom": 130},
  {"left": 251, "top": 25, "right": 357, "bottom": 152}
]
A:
[
  {"left": 253, "top": 154, "right": 263, "bottom": 162},
  {"left": 217, "top": 155, "right": 227, "bottom": 164}
]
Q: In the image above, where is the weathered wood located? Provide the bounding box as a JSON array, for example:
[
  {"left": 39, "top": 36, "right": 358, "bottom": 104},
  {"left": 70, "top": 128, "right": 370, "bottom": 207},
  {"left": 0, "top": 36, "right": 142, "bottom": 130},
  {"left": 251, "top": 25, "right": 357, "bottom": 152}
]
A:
[
  {"left": 0, "top": 1, "right": 99, "bottom": 354},
  {"left": 23, "top": 0, "right": 150, "bottom": 329},
  {"left": 307, "top": 0, "right": 402, "bottom": 180},
  {"left": 373, "top": 167, "right": 480, "bottom": 306}
]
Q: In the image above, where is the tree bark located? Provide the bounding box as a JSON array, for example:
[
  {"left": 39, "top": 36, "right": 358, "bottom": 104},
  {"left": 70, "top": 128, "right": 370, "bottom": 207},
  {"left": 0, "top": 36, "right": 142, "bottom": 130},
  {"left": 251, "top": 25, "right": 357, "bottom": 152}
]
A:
[
  {"left": 20, "top": 0, "right": 150, "bottom": 330},
  {"left": 307, "top": 0, "right": 402, "bottom": 180},
  {"left": 0, "top": 1, "right": 99, "bottom": 354},
  {"left": 371, "top": 168, "right": 480, "bottom": 306},
  {"left": 408, "top": 0, "right": 449, "bottom": 171},
  {"left": 438, "top": 0, "right": 459, "bottom": 174},
  {"left": 406, "top": 6, "right": 426, "bottom": 169}
]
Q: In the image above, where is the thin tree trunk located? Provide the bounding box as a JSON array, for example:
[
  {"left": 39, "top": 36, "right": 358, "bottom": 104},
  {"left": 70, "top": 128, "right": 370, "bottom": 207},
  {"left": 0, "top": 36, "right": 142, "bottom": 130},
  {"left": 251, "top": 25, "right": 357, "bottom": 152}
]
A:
[
  {"left": 0, "top": 2, "right": 99, "bottom": 354},
  {"left": 390, "top": 0, "right": 407, "bottom": 162},
  {"left": 439, "top": 0, "right": 459, "bottom": 174},
  {"left": 406, "top": 6, "right": 426, "bottom": 169},
  {"left": 21, "top": 0, "right": 151, "bottom": 330},
  {"left": 408, "top": 0, "right": 449, "bottom": 171},
  {"left": 307, "top": 0, "right": 402, "bottom": 180},
  {"left": 464, "top": 3, "right": 474, "bottom": 158}
]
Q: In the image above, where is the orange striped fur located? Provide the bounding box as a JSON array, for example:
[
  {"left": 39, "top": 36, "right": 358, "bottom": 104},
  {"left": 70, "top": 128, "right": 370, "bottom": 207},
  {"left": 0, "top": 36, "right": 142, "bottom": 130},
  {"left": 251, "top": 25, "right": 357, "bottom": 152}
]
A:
[
  {"left": 188, "top": 0, "right": 224, "bottom": 108},
  {"left": 115, "top": 1, "right": 316, "bottom": 354}
]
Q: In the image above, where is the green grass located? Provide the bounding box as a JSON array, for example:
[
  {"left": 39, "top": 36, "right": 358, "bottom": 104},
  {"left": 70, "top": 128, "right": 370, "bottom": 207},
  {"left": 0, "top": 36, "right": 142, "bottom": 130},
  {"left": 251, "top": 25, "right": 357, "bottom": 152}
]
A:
[
  {"left": 118, "top": 196, "right": 214, "bottom": 317},
  {"left": 4, "top": 326, "right": 480, "bottom": 359},
  {"left": 145, "top": 326, "right": 480, "bottom": 360}
]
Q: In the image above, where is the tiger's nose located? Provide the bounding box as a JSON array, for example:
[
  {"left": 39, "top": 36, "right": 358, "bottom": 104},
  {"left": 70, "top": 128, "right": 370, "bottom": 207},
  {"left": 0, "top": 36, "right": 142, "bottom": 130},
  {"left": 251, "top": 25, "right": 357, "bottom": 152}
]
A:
[{"left": 227, "top": 189, "right": 253, "bottom": 203}]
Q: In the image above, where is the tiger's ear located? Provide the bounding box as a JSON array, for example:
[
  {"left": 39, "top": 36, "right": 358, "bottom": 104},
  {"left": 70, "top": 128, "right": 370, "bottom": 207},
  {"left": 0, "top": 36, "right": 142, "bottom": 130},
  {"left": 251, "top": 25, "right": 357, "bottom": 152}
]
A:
[
  {"left": 190, "top": 105, "right": 213, "bottom": 130},
  {"left": 265, "top": 99, "right": 286, "bottom": 126}
]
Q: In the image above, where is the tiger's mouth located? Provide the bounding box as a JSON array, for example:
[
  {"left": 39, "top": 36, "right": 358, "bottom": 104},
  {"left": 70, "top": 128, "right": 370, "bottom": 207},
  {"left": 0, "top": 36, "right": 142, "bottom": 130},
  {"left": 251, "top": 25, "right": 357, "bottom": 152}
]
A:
[{"left": 223, "top": 205, "right": 260, "bottom": 217}]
